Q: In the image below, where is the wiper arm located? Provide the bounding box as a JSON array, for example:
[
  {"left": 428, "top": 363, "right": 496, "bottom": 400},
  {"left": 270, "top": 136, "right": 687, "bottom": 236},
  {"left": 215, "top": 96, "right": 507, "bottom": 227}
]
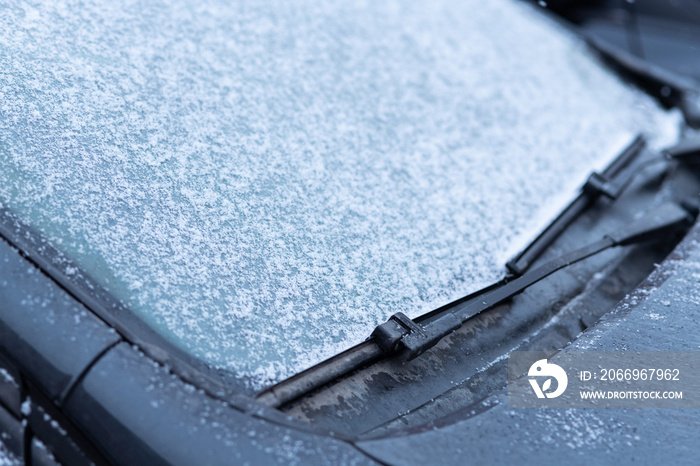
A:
[{"left": 257, "top": 201, "right": 695, "bottom": 407}]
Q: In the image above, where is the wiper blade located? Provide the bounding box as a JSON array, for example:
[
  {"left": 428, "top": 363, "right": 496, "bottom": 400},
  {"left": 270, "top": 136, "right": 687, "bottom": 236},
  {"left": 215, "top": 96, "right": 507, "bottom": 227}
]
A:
[
  {"left": 506, "top": 134, "right": 647, "bottom": 276},
  {"left": 373, "top": 202, "right": 694, "bottom": 360},
  {"left": 257, "top": 201, "right": 695, "bottom": 408},
  {"left": 586, "top": 36, "right": 700, "bottom": 129}
]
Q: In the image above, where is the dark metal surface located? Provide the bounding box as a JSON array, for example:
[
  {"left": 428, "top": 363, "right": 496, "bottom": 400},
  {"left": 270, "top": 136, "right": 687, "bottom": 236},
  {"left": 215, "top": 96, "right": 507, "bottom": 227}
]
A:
[
  {"left": 31, "top": 438, "right": 61, "bottom": 466},
  {"left": 62, "top": 343, "right": 374, "bottom": 466},
  {"left": 0, "top": 403, "right": 24, "bottom": 462},
  {"left": 0, "top": 234, "right": 120, "bottom": 404},
  {"left": 356, "top": 220, "right": 700, "bottom": 465},
  {"left": 24, "top": 388, "right": 98, "bottom": 466},
  {"left": 0, "top": 352, "right": 21, "bottom": 418}
]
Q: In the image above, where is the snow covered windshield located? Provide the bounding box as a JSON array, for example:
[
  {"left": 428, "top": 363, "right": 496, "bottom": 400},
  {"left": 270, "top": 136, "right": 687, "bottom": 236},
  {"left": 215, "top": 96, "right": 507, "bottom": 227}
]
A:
[{"left": 0, "top": 0, "right": 679, "bottom": 389}]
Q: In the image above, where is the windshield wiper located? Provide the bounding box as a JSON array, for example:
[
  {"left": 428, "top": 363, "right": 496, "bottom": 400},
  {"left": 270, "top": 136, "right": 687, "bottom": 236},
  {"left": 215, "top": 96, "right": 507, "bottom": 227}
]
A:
[
  {"left": 506, "top": 134, "right": 646, "bottom": 276},
  {"left": 257, "top": 199, "right": 696, "bottom": 408},
  {"left": 372, "top": 201, "right": 694, "bottom": 361},
  {"left": 586, "top": 36, "right": 700, "bottom": 129}
]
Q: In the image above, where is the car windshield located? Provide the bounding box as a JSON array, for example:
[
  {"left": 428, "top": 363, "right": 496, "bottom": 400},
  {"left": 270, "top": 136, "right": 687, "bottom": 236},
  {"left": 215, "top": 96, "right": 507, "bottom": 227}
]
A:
[{"left": 0, "top": 0, "right": 680, "bottom": 389}]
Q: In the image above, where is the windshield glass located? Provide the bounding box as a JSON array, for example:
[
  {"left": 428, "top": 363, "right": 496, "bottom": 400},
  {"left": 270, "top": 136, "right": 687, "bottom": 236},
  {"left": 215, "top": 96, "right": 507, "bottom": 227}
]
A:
[{"left": 0, "top": 0, "right": 679, "bottom": 388}]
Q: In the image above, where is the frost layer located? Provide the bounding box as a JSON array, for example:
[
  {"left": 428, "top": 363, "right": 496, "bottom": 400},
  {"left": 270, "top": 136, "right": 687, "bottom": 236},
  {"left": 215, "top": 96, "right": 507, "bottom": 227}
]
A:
[{"left": 0, "top": 0, "right": 679, "bottom": 388}]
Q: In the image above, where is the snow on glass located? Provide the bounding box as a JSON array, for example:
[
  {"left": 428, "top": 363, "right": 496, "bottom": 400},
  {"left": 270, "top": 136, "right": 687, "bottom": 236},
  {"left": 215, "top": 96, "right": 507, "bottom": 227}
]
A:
[{"left": 0, "top": 0, "right": 680, "bottom": 389}]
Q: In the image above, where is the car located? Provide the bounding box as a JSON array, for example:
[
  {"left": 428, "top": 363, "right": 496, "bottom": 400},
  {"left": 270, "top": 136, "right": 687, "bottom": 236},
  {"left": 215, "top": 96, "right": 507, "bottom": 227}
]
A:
[{"left": 1, "top": 0, "right": 699, "bottom": 464}]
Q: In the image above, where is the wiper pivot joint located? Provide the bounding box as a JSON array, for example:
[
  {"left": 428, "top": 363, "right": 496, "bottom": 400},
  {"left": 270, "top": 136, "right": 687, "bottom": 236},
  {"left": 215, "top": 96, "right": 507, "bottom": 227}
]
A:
[
  {"left": 372, "top": 312, "right": 461, "bottom": 360},
  {"left": 583, "top": 172, "right": 619, "bottom": 199}
]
